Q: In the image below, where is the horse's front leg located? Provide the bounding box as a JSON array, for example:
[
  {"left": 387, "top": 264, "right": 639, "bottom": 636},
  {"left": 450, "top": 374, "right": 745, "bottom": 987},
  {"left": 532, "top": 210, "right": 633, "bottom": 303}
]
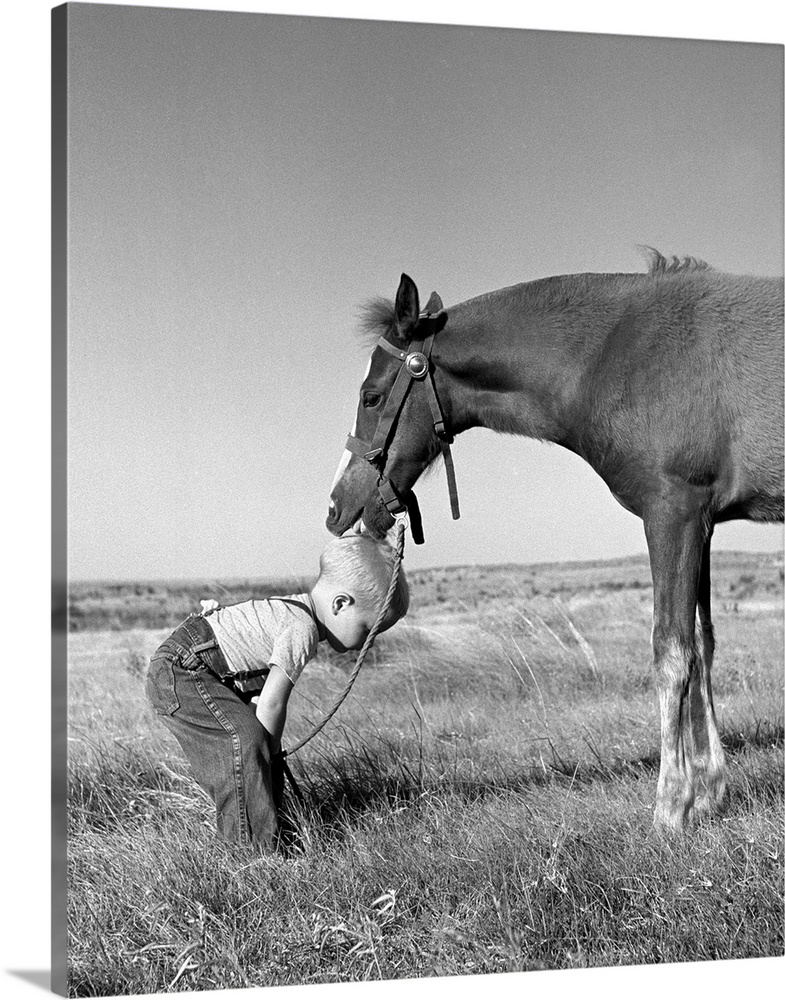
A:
[{"left": 644, "top": 507, "right": 707, "bottom": 830}]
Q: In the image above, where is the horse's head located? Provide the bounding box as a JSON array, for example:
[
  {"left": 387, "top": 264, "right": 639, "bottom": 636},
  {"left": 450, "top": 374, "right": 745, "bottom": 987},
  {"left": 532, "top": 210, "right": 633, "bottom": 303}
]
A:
[{"left": 326, "top": 273, "right": 454, "bottom": 540}]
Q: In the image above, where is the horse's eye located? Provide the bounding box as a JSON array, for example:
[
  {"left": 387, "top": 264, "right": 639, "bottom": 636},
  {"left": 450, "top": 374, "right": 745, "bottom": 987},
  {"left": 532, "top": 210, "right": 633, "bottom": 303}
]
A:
[{"left": 362, "top": 392, "right": 381, "bottom": 408}]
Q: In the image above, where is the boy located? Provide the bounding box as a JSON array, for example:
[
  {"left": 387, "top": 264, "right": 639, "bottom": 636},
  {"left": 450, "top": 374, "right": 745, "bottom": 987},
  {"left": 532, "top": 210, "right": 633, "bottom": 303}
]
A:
[{"left": 146, "top": 535, "right": 409, "bottom": 850}]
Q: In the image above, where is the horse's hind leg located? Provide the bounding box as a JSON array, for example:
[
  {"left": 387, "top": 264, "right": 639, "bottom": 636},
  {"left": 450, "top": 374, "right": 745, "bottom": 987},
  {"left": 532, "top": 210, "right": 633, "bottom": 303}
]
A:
[
  {"left": 644, "top": 507, "right": 707, "bottom": 830},
  {"left": 690, "top": 531, "right": 728, "bottom": 816}
]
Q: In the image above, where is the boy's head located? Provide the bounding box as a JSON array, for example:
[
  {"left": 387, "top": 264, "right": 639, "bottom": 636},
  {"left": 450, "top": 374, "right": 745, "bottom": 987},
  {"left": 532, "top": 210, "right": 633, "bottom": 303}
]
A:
[{"left": 311, "top": 535, "right": 409, "bottom": 651}]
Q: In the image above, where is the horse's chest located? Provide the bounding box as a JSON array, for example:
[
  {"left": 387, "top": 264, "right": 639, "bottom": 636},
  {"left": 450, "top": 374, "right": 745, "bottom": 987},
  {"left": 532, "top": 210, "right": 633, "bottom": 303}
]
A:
[{"left": 610, "top": 490, "right": 639, "bottom": 516}]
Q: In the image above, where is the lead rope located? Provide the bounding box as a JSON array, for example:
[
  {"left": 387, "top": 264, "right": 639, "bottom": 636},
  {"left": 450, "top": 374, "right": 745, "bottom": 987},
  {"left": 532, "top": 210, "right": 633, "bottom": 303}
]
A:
[{"left": 282, "top": 516, "right": 407, "bottom": 761}]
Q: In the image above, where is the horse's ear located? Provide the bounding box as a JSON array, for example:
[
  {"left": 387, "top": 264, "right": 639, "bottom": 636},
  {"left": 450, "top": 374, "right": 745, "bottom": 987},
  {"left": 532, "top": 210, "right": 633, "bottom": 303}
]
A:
[
  {"left": 393, "top": 273, "right": 420, "bottom": 341},
  {"left": 422, "top": 291, "right": 447, "bottom": 333},
  {"left": 423, "top": 291, "right": 443, "bottom": 314}
]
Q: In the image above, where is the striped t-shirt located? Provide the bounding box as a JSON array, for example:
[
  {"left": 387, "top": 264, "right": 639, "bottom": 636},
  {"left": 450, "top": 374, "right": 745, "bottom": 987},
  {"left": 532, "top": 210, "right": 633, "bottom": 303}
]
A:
[{"left": 205, "top": 594, "right": 320, "bottom": 692}]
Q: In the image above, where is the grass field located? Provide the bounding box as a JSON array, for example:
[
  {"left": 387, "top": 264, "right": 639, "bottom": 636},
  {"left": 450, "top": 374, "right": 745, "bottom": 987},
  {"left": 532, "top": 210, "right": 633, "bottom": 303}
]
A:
[{"left": 66, "top": 552, "right": 784, "bottom": 995}]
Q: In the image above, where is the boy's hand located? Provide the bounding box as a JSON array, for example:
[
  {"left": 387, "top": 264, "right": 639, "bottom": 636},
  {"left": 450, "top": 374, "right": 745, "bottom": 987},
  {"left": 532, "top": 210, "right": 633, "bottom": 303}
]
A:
[
  {"left": 200, "top": 599, "right": 220, "bottom": 613},
  {"left": 269, "top": 745, "right": 285, "bottom": 813},
  {"left": 259, "top": 724, "right": 285, "bottom": 814}
]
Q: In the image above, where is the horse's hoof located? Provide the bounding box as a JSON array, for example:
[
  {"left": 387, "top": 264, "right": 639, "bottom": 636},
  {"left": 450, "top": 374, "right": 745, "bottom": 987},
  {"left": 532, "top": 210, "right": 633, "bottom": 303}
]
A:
[{"left": 653, "top": 793, "right": 693, "bottom": 833}]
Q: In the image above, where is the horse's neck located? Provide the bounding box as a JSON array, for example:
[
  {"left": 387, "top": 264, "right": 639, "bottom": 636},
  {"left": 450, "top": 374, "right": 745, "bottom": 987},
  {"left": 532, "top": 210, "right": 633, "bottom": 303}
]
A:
[{"left": 439, "top": 278, "right": 616, "bottom": 448}]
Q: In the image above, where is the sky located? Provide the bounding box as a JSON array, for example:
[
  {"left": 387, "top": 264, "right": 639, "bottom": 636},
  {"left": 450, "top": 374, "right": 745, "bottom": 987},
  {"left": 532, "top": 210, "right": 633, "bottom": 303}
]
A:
[
  {"left": 62, "top": 2, "right": 784, "bottom": 581},
  {"left": 2, "top": 3, "right": 784, "bottom": 997}
]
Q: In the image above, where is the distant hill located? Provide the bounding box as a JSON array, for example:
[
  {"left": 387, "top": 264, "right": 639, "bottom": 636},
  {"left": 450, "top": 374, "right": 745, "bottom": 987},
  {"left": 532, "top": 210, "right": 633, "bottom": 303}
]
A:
[{"left": 67, "top": 551, "right": 782, "bottom": 632}]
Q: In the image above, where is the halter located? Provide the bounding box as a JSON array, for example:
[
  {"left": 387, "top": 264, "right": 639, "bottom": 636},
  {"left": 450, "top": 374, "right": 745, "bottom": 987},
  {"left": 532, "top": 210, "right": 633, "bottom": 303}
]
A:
[{"left": 344, "top": 309, "right": 460, "bottom": 544}]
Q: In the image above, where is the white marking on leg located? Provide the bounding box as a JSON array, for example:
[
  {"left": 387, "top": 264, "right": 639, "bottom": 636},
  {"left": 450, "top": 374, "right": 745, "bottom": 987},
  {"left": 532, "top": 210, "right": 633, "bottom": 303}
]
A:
[{"left": 655, "top": 638, "right": 696, "bottom": 829}]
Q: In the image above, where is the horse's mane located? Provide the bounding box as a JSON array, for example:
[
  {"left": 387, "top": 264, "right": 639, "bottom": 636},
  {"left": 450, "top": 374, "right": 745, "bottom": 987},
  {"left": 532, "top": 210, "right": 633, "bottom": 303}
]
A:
[
  {"left": 642, "top": 246, "right": 712, "bottom": 275},
  {"left": 355, "top": 250, "right": 713, "bottom": 342},
  {"left": 356, "top": 296, "right": 396, "bottom": 346}
]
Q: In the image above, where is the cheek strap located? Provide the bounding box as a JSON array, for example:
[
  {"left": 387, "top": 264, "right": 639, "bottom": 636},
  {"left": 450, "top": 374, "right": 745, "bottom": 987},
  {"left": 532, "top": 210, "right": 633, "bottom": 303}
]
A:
[{"left": 344, "top": 329, "right": 460, "bottom": 542}]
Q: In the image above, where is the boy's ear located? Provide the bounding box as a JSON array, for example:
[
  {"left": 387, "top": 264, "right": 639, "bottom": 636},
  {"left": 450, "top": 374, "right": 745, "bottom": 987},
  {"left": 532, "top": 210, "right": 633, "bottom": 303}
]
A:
[{"left": 331, "top": 593, "right": 355, "bottom": 616}]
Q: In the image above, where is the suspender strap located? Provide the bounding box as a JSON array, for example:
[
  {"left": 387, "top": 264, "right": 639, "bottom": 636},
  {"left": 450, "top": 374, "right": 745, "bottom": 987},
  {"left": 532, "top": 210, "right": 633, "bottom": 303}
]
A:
[
  {"left": 212, "top": 598, "right": 315, "bottom": 684},
  {"left": 172, "top": 614, "right": 268, "bottom": 684},
  {"left": 231, "top": 665, "right": 270, "bottom": 683}
]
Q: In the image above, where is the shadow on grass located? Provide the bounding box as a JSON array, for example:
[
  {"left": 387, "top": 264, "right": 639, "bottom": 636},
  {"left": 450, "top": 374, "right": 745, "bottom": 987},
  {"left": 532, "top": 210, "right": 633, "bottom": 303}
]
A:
[
  {"left": 289, "top": 735, "right": 652, "bottom": 835},
  {"left": 68, "top": 718, "right": 782, "bottom": 839},
  {"left": 286, "top": 718, "right": 784, "bottom": 838}
]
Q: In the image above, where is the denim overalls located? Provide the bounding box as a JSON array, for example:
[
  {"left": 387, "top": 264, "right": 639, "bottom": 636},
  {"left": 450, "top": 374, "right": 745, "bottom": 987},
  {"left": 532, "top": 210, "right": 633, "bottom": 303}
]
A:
[{"left": 146, "top": 613, "right": 281, "bottom": 849}]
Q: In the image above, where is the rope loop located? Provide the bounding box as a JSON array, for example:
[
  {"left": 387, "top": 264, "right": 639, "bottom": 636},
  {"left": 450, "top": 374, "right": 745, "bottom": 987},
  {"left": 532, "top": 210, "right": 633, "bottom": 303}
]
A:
[{"left": 284, "top": 518, "right": 406, "bottom": 757}]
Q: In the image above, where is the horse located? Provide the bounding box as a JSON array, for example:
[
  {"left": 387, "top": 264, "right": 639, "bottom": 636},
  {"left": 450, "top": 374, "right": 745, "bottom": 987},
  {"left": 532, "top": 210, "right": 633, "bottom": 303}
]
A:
[{"left": 326, "top": 249, "right": 784, "bottom": 831}]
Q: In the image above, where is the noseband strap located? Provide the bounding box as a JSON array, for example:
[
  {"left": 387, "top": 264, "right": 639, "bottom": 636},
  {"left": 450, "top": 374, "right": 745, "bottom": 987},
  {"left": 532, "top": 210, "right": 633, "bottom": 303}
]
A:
[{"left": 345, "top": 315, "right": 461, "bottom": 542}]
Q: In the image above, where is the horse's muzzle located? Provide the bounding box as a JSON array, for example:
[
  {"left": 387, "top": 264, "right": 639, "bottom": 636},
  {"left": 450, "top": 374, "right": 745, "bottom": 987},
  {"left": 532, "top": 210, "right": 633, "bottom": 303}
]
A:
[{"left": 325, "top": 497, "right": 375, "bottom": 537}]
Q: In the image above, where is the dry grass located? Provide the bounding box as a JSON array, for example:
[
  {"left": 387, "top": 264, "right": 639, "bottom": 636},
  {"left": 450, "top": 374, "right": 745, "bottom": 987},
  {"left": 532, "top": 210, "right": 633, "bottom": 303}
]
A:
[{"left": 66, "top": 553, "right": 784, "bottom": 995}]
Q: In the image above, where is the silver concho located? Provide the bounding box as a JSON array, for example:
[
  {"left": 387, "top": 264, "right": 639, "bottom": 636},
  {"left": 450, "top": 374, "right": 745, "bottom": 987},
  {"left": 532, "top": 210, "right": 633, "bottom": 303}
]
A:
[{"left": 405, "top": 351, "right": 429, "bottom": 378}]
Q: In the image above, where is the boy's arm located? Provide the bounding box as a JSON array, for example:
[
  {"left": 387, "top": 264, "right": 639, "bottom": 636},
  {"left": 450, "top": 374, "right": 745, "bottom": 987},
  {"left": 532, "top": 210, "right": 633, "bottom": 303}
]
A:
[{"left": 255, "top": 664, "right": 294, "bottom": 754}]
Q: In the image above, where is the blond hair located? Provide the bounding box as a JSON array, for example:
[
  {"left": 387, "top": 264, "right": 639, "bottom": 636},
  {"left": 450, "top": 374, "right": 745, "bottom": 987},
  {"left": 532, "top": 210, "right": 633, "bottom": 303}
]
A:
[{"left": 318, "top": 535, "right": 409, "bottom": 623}]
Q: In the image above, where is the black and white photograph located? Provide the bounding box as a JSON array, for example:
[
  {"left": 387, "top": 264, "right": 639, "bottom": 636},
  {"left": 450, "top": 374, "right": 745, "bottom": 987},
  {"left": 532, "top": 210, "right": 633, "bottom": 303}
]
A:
[{"left": 7, "top": 2, "right": 785, "bottom": 999}]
